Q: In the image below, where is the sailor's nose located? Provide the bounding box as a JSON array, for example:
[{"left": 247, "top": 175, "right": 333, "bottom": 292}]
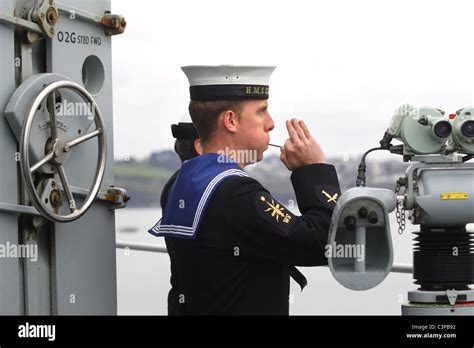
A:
[{"left": 266, "top": 114, "right": 275, "bottom": 132}]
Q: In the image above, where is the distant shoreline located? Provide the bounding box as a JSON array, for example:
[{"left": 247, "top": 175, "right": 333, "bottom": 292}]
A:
[{"left": 114, "top": 150, "right": 408, "bottom": 207}]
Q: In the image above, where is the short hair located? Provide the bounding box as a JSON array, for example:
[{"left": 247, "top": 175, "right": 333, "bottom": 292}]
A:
[{"left": 188, "top": 100, "right": 245, "bottom": 145}]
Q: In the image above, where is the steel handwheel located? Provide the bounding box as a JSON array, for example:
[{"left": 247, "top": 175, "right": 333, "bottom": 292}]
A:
[{"left": 20, "top": 80, "right": 107, "bottom": 222}]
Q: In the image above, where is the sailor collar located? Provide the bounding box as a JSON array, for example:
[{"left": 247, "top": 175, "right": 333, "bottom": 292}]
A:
[{"left": 148, "top": 153, "right": 247, "bottom": 239}]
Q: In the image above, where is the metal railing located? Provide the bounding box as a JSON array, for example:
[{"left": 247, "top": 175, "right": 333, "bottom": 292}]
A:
[
  {"left": 116, "top": 240, "right": 167, "bottom": 254},
  {"left": 116, "top": 240, "right": 413, "bottom": 274}
]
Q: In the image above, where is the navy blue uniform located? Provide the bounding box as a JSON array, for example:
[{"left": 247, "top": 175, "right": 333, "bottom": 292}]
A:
[{"left": 161, "top": 163, "right": 340, "bottom": 315}]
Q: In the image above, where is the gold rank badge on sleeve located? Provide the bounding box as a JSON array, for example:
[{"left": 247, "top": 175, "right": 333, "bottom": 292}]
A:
[
  {"left": 314, "top": 185, "right": 341, "bottom": 209},
  {"left": 256, "top": 192, "right": 296, "bottom": 230}
]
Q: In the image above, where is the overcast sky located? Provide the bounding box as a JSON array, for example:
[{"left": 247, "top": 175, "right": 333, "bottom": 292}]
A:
[{"left": 111, "top": 0, "right": 474, "bottom": 162}]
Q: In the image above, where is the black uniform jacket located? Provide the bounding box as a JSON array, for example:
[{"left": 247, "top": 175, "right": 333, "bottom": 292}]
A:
[{"left": 160, "top": 163, "right": 341, "bottom": 315}]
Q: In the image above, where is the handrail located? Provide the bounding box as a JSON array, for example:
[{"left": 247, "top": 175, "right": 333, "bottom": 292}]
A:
[
  {"left": 116, "top": 240, "right": 413, "bottom": 274},
  {"left": 116, "top": 240, "right": 167, "bottom": 253}
]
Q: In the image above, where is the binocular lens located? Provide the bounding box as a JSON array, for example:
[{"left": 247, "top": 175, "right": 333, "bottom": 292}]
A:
[
  {"left": 433, "top": 121, "right": 452, "bottom": 138},
  {"left": 461, "top": 120, "right": 474, "bottom": 137}
]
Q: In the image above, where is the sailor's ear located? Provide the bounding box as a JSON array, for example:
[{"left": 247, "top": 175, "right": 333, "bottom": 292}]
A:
[
  {"left": 194, "top": 139, "right": 202, "bottom": 155},
  {"left": 222, "top": 110, "right": 238, "bottom": 134}
]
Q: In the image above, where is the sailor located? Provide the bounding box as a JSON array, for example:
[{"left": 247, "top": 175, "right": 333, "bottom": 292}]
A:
[
  {"left": 149, "top": 65, "right": 341, "bottom": 315},
  {"left": 160, "top": 120, "right": 201, "bottom": 315},
  {"left": 171, "top": 121, "right": 201, "bottom": 161},
  {"left": 162, "top": 117, "right": 308, "bottom": 314},
  {"left": 160, "top": 120, "right": 201, "bottom": 208}
]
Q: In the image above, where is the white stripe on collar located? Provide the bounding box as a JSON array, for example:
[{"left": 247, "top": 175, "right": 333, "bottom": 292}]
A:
[{"left": 151, "top": 169, "right": 248, "bottom": 237}]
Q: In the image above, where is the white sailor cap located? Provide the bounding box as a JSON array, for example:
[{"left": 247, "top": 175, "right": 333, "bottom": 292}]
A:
[{"left": 181, "top": 65, "right": 276, "bottom": 101}]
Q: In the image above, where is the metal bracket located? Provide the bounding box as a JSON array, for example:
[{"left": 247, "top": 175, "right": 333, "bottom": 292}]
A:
[
  {"left": 101, "top": 13, "right": 126, "bottom": 36},
  {"left": 0, "top": 202, "right": 41, "bottom": 216},
  {"left": 0, "top": 184, "right": 127, "bottom": 217},
  {"left": 411, "top": 154, "right": 463, "bottom": 163},
  {"left": 104, "top": 186, "right": 130, "bottom": 209},
  {"left": 0, "top": 0, "right": 58, "bottom": 44},
  {"left": 446, "top": 289, "right": 458, "bottom": 306},
  {"left": 56, "top": 2, "right": 126, "bottom": 36},
  {"left": 0, "top": 12, "right": 43, "bottom": 34},
  {"left": 0, "top": 0, "right": 59, "bottom": 38},
  {"left": 32, "top": 0, "right": 59, "bottom": 38},
  {"left": 0, "top": 1, "right": 125, "bottom": 39},
  {"left": 46, "top": 182, "right": 129, "bottom": 211}
]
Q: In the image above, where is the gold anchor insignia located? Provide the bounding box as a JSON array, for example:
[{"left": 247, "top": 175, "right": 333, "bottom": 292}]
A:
[
  {"left": 260, "top": 196, "right": 291, "bottom": 223},
  {"left": 322, "top": 190, "right": 338, "bottom": 203}
]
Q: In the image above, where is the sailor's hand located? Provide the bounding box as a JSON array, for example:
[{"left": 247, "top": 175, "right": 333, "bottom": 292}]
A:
[{"left": 280, "top": 118, "right": 325, "bottom": 171}]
